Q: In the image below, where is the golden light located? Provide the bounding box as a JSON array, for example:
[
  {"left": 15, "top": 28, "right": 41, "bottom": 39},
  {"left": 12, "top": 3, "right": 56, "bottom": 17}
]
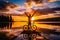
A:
[{"left": 31, "top": 17, "right": 34, "bottom": 20}]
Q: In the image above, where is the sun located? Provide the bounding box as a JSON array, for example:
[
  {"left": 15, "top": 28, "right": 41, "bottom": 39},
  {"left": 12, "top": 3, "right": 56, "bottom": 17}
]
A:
[{"left": 31, "top": 17, "right": 34, "bottom": 20}]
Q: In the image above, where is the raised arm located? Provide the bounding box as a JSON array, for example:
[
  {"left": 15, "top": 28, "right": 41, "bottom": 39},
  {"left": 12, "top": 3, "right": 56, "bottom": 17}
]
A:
[
  {"left": 25, "top": 12, "right": 29, "bottom": 17},
  {"left": 31, "top": 10, "right": 36, "bottom": 17}
]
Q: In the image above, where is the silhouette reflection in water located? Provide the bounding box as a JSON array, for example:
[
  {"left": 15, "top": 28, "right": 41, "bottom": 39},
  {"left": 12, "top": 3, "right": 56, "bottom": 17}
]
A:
[{"left": 0, "top": 22, "right": 12, "bottom": 29}]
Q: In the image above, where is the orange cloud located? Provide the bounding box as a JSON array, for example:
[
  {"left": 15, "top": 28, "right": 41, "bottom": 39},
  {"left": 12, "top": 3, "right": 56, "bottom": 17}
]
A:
[
  {"left": 48, "top": 0, "right": 56, "bottom": 2},
  {"left": 25, "top": 1, "right": 46, "bottom": 9},
  {"left": 6, "top": 4, "right": 20, "bottom": 10}
]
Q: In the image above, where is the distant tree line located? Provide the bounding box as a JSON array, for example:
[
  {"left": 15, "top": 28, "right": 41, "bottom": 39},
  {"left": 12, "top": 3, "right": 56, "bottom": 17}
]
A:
[
  {"left": 0, "top": 15, "right": 13, "bottom": 22},
  {"left": 0, "top": 15, "right": 13, "bottom": 29},
  {"left": 36, "top": 17, "right": 60, "bottom": 22},
  {"left": 35, "top": 17, "right": 60, "bottom": 26}
]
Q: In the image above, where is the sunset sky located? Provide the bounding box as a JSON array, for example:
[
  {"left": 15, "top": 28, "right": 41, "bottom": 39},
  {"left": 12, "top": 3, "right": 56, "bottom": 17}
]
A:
[{"left": 0, "top": 0, "right": 60, "bottom": 21}]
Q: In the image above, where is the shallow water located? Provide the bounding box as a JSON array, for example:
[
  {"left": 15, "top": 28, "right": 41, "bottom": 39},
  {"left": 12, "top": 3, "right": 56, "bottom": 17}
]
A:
[{"left": 0, "top": 22, "right": 60, "bottom": 40}]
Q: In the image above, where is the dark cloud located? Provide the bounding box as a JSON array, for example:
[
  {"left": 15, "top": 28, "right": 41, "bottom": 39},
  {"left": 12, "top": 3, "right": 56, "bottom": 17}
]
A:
[
  {"left": 26, "top": 0, "right": 44, "bottom": 4},
  {"left": 0, "top": 0, "right": 19, "bottom": 16},
  {"left": 0, "top": 0, "right": 9, "bottom": 11},
  {"left": 26, "top": 0, "right": 52, "bottom": 4},
  {"left": 35, "top": 7, "right": 60, "bottom": 15},
  {"left": 0, "top": 0, "right": 18, "bottom": 11},
  {"left": 33, "top": 0, "right": 43, "bottom": 3}
]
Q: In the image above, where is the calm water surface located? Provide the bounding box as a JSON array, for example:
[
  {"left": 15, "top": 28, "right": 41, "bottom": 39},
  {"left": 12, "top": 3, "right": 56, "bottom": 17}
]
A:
[
  {"left": 0, "top": 22, "right": 60, "bottom": 40},
  {"left": 0, "top": 22, "right": 60, "bottom": 30}
]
